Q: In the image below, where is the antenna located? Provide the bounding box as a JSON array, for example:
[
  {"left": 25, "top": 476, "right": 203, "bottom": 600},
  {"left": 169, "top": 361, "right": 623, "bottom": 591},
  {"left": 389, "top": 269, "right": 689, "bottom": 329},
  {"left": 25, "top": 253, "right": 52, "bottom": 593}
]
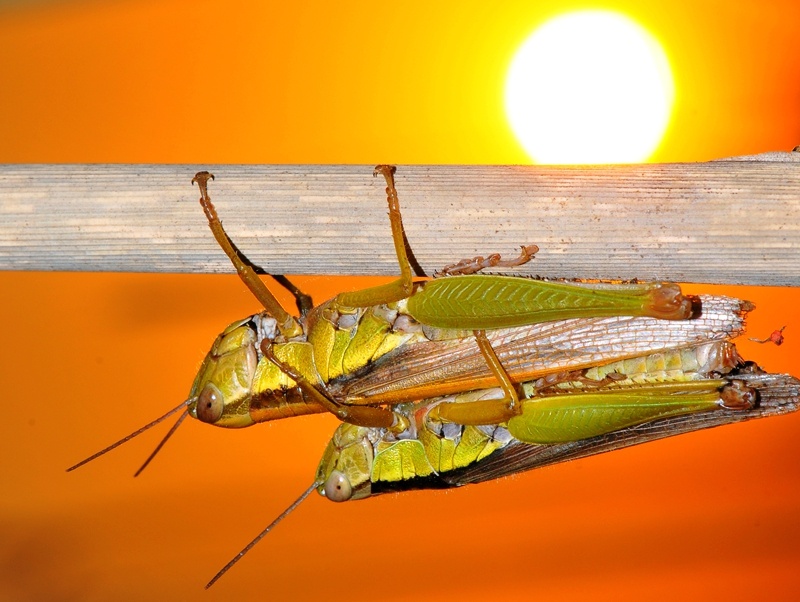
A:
[
  {"left": 206, "top": 481, "right": 321, "bottom": 589},
  {"left": 66, "top": 400, "right": 191, "bottom": 474},
  {"left": 133, "top": 411, "right": 190, "bottom": 477}
]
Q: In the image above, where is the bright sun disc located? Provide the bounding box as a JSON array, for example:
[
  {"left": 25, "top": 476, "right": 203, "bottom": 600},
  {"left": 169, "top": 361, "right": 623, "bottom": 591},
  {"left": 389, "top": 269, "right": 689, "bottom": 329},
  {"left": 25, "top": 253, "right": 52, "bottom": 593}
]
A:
[{"left": 505, "top": 11, "right": 675, "bottom": 164}]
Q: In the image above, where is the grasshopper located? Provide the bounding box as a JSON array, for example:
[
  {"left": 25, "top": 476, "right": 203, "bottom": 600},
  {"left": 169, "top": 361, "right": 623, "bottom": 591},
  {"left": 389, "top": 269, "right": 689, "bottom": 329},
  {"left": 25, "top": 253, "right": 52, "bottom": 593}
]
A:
[
  {"left": 66, "top": 166, "right": 799, "bottom": 587},
  {"left": 206, "top": 340, "right": 799, "bottom": 587},
  {"left": 68, "top": 165, "right": 700, "bottom": 473}
]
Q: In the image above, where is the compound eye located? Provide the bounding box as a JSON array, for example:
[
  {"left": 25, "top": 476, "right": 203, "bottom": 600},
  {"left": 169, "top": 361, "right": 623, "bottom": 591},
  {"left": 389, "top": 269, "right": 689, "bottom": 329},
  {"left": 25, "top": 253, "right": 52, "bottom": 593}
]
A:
[
  {"left": 322, "top": 470, "right": 353, "bottom": 502},
  {"left": 196, "top": 383, "right": 224, "bottom": 423}
]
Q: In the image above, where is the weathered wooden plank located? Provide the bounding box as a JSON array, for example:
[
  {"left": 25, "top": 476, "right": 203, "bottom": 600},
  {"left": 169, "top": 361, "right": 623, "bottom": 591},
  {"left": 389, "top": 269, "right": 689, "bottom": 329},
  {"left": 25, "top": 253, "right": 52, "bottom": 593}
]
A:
[{"left": 1, "top": 153, "right": 799, "bottom": 284}]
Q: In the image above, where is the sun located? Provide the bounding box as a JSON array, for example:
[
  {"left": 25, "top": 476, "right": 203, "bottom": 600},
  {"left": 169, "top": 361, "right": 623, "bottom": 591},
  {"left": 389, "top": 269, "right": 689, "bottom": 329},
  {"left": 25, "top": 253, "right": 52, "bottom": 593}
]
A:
[{"left": 505, "top": 11, "right": 675, "bottom": 164}]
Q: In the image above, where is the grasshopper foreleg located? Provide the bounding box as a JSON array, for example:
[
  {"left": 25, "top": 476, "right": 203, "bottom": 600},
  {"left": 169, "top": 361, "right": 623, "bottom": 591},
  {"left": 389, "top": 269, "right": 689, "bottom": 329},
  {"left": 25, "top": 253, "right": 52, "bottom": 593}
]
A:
[
  {"left": 335, "top": 165, "right": 415, "bottom": 309},
  {"left": 192, "top": 172, "right": 303, "bottom": 338}
]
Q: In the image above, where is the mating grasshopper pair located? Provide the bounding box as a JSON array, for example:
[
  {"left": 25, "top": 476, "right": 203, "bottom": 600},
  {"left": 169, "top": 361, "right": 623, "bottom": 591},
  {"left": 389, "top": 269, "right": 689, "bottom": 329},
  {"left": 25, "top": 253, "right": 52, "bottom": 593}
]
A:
[{"left": 69, "top": 166, "right": 799, "bottom": 587}]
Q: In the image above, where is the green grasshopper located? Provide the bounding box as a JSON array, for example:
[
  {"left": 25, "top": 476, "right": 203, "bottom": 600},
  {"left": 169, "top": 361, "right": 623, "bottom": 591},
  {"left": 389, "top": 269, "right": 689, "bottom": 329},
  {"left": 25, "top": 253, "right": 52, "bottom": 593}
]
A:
[
  {"left": 318, "top": 348, "right": 796, "bottom": 501},
  {"left": 69, "top": 165, "right": 700, "bottom": 472},
  {"left": 66, "top": 165, "right": 798, "bottom": 587}
]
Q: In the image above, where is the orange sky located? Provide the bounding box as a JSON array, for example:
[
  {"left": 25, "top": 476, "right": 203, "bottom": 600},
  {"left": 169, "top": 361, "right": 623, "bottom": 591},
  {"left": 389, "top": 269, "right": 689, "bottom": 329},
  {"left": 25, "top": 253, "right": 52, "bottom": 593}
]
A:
[{"left": 1, "top": 1, "right": 799, "bottom": 600}]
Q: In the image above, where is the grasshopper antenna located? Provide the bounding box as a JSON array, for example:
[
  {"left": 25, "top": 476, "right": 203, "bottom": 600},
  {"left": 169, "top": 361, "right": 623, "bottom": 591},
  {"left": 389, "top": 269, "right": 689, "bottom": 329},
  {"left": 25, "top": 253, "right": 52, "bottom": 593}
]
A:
[
  {"left": 133, "top": 410, "right": 190, "bottom": 477},
  {"left": 205, "top": 480, "right": 321, "bottom": 589},
  {"left": 66, "top": 400, "right": 191, "bottom": 474}
]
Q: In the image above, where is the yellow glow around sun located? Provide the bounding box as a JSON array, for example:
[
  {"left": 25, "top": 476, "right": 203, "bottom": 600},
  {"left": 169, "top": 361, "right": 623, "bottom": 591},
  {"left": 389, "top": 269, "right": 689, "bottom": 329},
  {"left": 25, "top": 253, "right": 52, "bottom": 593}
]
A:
[{"left": 505, "top": 11, "right": 675, "bottom": 164}]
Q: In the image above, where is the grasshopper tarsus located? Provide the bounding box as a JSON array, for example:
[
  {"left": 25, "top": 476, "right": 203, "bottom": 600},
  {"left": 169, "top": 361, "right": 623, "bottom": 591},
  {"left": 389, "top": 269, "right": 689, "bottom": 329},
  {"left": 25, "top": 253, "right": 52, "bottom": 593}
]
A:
[
  {"left": 373, "top": 164, "right": 397, "bottom": 180},
  {"left": 436, "top": 243, "right": 539, "bottom": 276},
  {"left": 191, "top": 170, "right": 215, "bottom": 192},
  {"left": 192, "top": 170, "right": 220, "bottom": 225}
]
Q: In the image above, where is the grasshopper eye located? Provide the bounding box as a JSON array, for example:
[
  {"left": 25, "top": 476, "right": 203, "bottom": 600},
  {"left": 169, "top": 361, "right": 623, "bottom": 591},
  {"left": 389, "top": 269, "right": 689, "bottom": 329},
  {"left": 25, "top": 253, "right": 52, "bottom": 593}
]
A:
[
  {"left": 196, "top": 383, "right": 224, "bottom": 424},
  {"left": 322, "top": 470, "right": 352, "bottom": 502}
]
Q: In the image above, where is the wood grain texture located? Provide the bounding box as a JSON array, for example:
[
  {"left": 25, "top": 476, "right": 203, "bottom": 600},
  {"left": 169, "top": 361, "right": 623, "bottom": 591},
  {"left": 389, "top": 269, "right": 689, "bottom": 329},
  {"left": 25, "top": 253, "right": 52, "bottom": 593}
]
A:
[{"left": 1, "top": 152, "right": 799, "bottom": 284}]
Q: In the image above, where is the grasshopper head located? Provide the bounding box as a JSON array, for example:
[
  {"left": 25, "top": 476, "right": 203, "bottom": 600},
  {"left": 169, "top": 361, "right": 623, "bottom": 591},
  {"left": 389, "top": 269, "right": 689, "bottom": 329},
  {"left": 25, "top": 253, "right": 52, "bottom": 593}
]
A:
[
  {"left": 315, "top": 422, "right": 375, "bottom": 502},
  {"left": 188, "top": 314, "right": 278, "bottom": 428},
  {"left": 67, "top": 313, "right": 279, "bottom": 475}
]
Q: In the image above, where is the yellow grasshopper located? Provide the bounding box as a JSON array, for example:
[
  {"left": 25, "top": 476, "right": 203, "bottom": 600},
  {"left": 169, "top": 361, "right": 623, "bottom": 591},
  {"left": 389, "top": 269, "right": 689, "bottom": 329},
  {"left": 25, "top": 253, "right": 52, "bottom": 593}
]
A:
[
  {"left": 66, "top": 166, "right": 800, "bottom": 588},
  {"left": 70, "top": 165, "right": 701, "bottom": 473},
  {"left": 207, "top": 339, "right": 799, "bottom": 587}
]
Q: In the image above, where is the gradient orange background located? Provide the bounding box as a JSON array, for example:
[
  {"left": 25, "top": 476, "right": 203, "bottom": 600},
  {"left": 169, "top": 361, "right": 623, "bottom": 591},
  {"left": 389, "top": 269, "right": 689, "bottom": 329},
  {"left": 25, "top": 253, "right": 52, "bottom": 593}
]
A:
[{"left": 2, "top": 1, "right": 799, "bottom": 600}]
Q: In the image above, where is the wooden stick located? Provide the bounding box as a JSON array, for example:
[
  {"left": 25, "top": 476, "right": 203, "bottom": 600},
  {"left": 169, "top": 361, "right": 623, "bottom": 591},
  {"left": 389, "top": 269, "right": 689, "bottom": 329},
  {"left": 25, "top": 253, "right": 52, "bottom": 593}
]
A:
[{"left": 1, "top": 152, "right": 799, "bottom": 284}]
